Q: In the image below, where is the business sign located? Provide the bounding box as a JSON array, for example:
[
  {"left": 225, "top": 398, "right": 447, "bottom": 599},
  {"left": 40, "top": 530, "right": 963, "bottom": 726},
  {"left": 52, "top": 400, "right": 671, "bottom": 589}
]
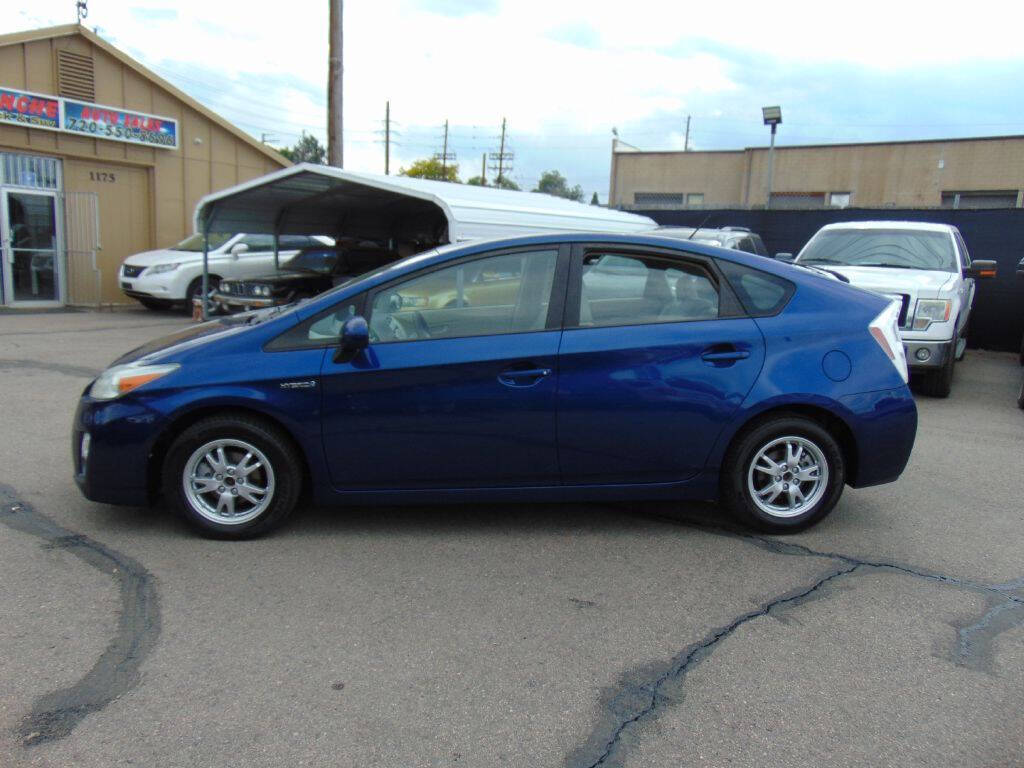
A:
[
  {"left": 63, "top": 99, "right": 178, "bottom": 149},
  {"left": 0, "top": 88, "right": 61, "bottom": 131},
  {"left": 0, "top": 85, "right": 178, "bottom": 150}
]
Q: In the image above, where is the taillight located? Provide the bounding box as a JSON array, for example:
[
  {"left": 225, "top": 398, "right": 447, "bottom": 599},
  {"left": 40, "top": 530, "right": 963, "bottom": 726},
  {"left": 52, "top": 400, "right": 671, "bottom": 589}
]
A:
[{"left": 869, "top": 301, "right": 909, "bottom": 383}]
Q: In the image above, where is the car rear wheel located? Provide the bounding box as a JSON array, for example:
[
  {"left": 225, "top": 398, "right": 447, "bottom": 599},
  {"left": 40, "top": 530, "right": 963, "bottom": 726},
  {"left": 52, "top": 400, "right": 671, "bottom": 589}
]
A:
[
  {"left": 721, "top": 415, "right": 845, "bottom": 533},
  {"left": 163, "top": 415, "right": 302, "bottom": 538}
]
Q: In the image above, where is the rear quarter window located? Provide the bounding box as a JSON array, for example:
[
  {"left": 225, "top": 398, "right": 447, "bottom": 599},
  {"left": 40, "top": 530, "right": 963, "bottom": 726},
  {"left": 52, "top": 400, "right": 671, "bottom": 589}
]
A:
[{"left": 716, "top": 259, "right": 795, "bottom": 316}]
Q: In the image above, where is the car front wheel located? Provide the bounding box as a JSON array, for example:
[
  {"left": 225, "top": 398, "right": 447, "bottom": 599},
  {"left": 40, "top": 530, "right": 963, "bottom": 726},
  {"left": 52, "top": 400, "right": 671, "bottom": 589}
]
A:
[
  {"left": 722, "top": 415, "right": 845, "bottom": 533},
  {"left": 163, "top": 415, "right": 302, "bottom": 538}
]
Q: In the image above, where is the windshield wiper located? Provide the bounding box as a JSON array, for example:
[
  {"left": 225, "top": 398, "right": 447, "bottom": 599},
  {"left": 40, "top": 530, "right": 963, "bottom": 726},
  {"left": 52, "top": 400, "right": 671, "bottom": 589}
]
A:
[{"left": 856, "top": 263, "right": 915, "bottom": 269}]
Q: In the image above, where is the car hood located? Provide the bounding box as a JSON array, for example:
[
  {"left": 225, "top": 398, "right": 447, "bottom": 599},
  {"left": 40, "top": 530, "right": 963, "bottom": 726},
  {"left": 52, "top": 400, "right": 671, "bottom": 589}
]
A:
[
  {"left": 224, "top": 270, "right": 328, "bottom": 286},
  {"left": 811, "top": 266, "right": 956, "bottom": 299},
  {"left": 122, "top": 248, "right": 219, "bottom": 266},
  {"left": 109, "top": 315, "right": 260, "bottom": 366}
]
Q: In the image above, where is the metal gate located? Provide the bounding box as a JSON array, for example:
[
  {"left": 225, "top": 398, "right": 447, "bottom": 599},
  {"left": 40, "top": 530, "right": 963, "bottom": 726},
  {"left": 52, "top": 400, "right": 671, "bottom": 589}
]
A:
[{"left": 63, "top": 191, "right": 102, "bottom": 307}]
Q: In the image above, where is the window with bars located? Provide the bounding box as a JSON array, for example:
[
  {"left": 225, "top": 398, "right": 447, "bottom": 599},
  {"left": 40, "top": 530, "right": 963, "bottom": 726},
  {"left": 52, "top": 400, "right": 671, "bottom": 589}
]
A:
[
  {"left": 633, "top": 192, "right": 684, "bottom": 209},
  {"left": 941, "top": 190, "right": 1019, "bottom": 209},
  {"left": 1, "top": 152, "right": 62, "bottom": 190}
]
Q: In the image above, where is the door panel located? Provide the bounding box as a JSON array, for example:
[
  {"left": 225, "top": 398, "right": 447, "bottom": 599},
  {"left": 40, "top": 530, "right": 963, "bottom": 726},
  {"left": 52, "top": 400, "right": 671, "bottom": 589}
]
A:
[
  {"left": 3, "top": 191, "right": 59, "bottom": 303},
  {"left": 558, "top": 320, "right": 764, "bottom": 484},
  {"left": 320, "top": 332, "right": 561, "bottom": 489}
]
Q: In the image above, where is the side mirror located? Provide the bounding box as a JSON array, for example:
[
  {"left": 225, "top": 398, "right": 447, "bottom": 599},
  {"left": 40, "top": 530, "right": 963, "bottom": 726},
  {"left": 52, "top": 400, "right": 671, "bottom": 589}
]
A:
[
  {"left": 230, "top": 242, "right": 249, "bottom": 258},
  {"left": 775, "top": 252, "right": 795, "bottom": 263},
  {"left": 965, "top": 259, "right": 997, "bottom": 279},
  {"left": 334, "top": 315, "right": 369, "bottom": 362}
]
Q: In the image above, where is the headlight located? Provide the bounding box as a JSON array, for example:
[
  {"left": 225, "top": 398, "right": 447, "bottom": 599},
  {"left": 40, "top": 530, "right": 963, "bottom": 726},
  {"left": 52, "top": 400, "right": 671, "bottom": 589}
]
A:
[
  {"left": 913, "top": 299, "right": 951, "bottom": 330},
  {"left": 254, "top": 285, "right": 271, "bottom": 297},
  {"left": 89, "top": 363, "right": 180, "bottom": 400},
  {"left": 148, "top": 263, "right": 181, "bottom": 274}
]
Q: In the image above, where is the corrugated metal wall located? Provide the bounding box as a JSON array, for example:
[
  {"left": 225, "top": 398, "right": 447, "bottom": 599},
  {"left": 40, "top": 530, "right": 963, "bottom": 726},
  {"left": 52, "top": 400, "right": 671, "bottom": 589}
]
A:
[{"left": 638, "top": 207, "right": 1024, "bottom": 353}]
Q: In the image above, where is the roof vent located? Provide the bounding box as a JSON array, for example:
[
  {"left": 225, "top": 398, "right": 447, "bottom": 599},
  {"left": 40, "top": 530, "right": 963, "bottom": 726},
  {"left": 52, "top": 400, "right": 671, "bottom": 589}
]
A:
[{"left": 56, "top": 50, "right": 95, "bottom": 102}]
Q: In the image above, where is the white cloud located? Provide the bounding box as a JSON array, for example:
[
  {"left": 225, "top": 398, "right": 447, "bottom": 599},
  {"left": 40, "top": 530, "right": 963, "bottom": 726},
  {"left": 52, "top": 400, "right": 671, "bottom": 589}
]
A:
[{"left": 3, "top": 0, "right": 1024, "bottom": 194}]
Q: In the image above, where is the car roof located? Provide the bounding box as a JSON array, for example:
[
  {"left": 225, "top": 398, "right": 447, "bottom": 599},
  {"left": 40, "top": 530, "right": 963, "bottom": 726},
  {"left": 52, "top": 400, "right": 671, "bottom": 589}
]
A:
[{"left": 817, "top": 221, "right": 956, "bottom": 234}]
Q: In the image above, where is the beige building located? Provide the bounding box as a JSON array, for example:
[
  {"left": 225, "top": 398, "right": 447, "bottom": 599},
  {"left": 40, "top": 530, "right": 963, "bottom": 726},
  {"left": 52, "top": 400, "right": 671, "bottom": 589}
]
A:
[
  {"left": 0, "top": 24, "right": 288, "bottom": 307},
  {"left": 610, "top": 135, "right": 1024, "bottom": 212}
]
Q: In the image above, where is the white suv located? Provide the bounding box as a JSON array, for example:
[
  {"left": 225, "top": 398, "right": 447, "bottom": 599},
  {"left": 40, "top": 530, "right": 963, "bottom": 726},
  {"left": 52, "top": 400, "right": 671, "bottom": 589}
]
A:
[
  {"left": 793, "top": 221, "right": 996, "bottom": 397},
  {"left": 119, "top": 233, "right": 332, "bottom": 310}
]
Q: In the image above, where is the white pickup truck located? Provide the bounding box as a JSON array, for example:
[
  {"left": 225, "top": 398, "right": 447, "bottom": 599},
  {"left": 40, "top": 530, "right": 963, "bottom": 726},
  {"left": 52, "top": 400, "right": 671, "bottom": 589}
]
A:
[{"left": 791, "top": 221, "right": 997, "bottom": 397}]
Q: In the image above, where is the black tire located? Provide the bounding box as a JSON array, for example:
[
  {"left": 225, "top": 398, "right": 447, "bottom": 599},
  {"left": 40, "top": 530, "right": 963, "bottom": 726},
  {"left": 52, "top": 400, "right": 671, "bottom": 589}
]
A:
[
  {"left": 919, "top": 347, "right": 954, "bottom": 398},
  {"left": 185, "top": 276, "right": 220, "bottom": 311},
  {"left": 162, "top": 415, "right": 302, "bottom": 538},
  {"left": 137, "top": 297, "right": 173, "bottom": 310},
  {"left": 1017, "top": 375, "right": 1024, "bottom": 410},
  {"left": 720, "top": 414, "right": 846, "bottom": 533}
]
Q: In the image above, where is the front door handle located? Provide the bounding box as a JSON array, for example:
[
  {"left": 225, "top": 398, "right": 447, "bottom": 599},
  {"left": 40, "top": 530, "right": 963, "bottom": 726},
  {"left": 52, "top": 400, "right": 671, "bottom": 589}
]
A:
[
  {"left": 701, "top": 348, "right": 750, "bottom": 363},
  {"left": 498, "top": 367, "right": 552, "bottom": 387}
]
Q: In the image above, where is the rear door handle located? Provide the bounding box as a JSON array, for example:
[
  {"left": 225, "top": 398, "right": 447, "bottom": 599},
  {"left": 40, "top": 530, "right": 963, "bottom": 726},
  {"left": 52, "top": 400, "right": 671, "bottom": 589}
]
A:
[
  {"left": 701, "top": 349, "right": 750, "bottom": 363},
  {"left": 498, "top": 367, "right": 552, "bottom": 387}
]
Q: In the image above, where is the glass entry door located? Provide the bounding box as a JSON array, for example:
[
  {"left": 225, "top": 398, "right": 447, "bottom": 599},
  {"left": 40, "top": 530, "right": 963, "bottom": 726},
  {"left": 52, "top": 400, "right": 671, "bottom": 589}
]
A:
[{"left": 1, "top": 190, "right": 61, "bottom": 304}]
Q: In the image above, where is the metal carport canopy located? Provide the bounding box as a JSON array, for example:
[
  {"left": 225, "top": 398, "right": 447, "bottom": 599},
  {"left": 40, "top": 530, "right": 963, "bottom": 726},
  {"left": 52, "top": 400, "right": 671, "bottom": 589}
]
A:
[{"left": 193, "top": 163, "right": 657, "bottom": 242}]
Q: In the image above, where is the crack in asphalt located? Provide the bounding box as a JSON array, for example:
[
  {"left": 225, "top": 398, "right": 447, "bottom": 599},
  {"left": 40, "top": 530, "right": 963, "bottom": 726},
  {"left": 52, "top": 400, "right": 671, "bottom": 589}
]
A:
[
  {"left": 0, "top": 485, "right": 160, "bottom": 747},
  {"left": 566, "top": 508, "right": 1024, "bottom": 768},
  {"left": 0, "top": 358, "right": 101, "bottom": 379}
]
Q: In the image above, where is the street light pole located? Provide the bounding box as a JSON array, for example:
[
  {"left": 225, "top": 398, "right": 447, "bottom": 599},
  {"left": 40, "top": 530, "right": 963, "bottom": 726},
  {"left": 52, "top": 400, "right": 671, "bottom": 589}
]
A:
[{"left": 762, "top": 106, "right": 782, "bottom": 209}]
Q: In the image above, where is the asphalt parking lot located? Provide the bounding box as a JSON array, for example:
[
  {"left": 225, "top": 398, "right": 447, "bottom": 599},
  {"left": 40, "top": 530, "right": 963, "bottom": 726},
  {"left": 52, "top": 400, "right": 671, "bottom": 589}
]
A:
[{"left": 1, "top": 309, "right": 1022, "bottom": 768}]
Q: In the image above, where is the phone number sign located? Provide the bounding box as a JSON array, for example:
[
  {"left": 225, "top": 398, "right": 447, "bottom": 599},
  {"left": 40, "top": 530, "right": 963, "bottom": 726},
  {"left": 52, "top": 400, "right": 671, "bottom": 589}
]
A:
[
  {"left": 63, "top": 100, "right": 178, "bottom": 148},
  {"left": 0, "top": 85, "right": 178, "bottom": 150}
]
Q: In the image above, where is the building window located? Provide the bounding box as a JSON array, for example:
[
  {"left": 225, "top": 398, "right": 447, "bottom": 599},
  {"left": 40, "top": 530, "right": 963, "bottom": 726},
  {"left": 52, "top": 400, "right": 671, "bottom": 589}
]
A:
[
  {"left": 686, "top": 193, "right": 704, "bottom": 209},
  {"left": 828, "top": 192, "right": 851, "bottom": 209},
  {"left": 1, "top": 152, "right": 61, "bottom": 190},
  {"left": 941, "top": 191, "right": 1019, "bottom": 209},
  {"left": 633, "top": 192, "right": 684, "bottom": 209},
  {"left": 768, "top": 192, "right": 827, "bottom": 209}
]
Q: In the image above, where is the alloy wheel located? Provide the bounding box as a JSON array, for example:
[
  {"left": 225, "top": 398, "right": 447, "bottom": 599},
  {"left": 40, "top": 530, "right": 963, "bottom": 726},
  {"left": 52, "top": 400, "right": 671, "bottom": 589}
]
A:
[{"left": 746, "top": 436, "right": 829, "bottom": 518}]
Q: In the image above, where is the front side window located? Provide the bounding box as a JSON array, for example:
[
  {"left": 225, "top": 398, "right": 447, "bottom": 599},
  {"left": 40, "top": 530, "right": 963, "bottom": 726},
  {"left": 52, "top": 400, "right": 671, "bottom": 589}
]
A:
[
  {"left": 265, "top": 299, "right": 361, "bottom": 350},
  {"left": 170, "top": 232, "right": 234, "bottom": 252},
  {"left": 578, "top": 252, "right": 719, "bottom": 328},
  {"left": 240, "top": 234, "right": 276, "bottom": 250},
  {"left": 369, "top": 249, "right": 558, "bottom": 343},
  {"left": 797, "top": 229, "right": 958, "bottom": 272}
]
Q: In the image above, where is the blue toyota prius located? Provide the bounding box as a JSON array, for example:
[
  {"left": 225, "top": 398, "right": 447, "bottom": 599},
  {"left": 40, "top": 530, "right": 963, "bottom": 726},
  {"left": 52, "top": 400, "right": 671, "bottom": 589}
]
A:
[{"left": 73, "top": 233, "right": 917, "bottom": 538}]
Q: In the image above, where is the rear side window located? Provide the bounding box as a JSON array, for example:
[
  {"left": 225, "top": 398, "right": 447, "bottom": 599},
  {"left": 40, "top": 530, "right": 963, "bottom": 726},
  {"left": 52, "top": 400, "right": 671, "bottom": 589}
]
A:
[
  {"left": 578, "top": 252, "right": 719, "bottom": 327},
  {"left": 717, "top": 259, "right": 794, "bottom": 316}
]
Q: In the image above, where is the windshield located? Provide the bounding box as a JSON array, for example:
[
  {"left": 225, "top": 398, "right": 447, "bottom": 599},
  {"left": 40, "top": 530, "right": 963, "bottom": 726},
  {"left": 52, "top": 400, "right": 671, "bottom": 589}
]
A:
[
  {"left": 171, "top": 233, "right": 235, "bottom": 252},
  {"left": 797, "top": 229, "right": 957, "bottom": 271},
  {"left": 282, "top": 249, "right": 339, "bottom": 274}
]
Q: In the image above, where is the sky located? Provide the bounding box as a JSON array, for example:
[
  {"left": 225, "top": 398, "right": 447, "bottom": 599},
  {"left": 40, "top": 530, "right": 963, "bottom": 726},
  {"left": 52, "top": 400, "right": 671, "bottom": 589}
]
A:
[{"left": 5, "top": 0, "right": 1024, "bottom": 201}]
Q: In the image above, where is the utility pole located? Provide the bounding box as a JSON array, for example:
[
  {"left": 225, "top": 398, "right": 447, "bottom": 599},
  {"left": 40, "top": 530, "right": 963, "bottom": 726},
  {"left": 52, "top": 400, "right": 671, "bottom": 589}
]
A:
[
  {"left": 481, "top": 153, "right": 487, "bottom": 184},
  {"left": 327, "top": 0, "right": 343, "bottom": 167},
  {"left": 441, "top": 120, "right": 449, "bottom": 176},
  {"left": 384, "top": 100, "right": 390, "bottom": 175},
  {"left": 433, "top": 119, "right": 456, "bottom": 179},
  {"left": 488, "top": 118, "right": 514, "bottom": 186},
  {"left": 684, "top": 115, "right": 691, "bottom": 152}
]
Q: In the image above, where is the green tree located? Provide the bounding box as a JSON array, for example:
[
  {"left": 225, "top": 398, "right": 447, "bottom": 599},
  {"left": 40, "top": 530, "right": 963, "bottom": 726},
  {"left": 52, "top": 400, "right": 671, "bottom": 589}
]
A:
[
  {"left": 277, "top": 132, "right": 326, "bottom": 164},
  {"left": 399, "top": 157, "right": 460, "bottom": 182},
  {"left": 533, "top": 169, "right": 583, "bottom": 201},
  {"left": 493, "top": 176, "right": 520, "bottom": 190},
  {"left": 466, "top": 175, "right": 487, "bottom": 186},
  {"left": 591, "top": 192, "right": 600, "bottom": 205}
]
